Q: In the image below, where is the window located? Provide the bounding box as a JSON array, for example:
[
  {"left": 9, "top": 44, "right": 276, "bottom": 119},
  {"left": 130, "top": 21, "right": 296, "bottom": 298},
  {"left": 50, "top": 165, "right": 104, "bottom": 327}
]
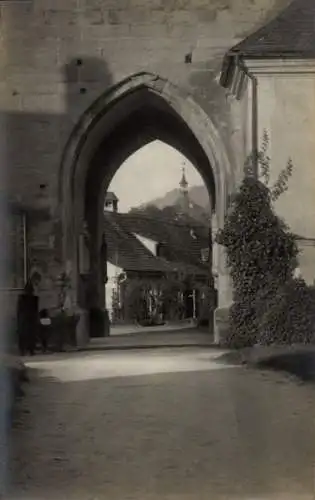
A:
[{"left": 201, "top": 248, "right": 209, "bottom": 263}]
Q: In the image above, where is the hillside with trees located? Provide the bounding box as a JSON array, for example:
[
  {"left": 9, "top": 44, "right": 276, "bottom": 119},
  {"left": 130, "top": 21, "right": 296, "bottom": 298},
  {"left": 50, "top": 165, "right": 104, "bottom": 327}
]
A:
[
  {"left": 129, "top": 185, "right": 210, "bottom": 226},
  {"left": 140, "top": 185, "right": 210, "bottom": 210}
]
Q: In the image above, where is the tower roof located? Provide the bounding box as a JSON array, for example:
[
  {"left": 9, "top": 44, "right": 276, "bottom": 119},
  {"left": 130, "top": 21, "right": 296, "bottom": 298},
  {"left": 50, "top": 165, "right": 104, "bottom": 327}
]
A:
[
  {"left": 179, "top": 167, "right": 188, "bottom": 190},
  {"left": 221, "top": 0, "right": 315, "bottom": 87},
  {"left": 105, "top": 191, "right": 118, "bottom": 202}
]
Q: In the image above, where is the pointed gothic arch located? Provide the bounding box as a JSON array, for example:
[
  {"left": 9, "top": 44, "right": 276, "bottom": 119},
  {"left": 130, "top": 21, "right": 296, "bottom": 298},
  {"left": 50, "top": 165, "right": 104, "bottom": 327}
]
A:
[{"left": 59, "top": 72, "right": 234, "bottom": 339}]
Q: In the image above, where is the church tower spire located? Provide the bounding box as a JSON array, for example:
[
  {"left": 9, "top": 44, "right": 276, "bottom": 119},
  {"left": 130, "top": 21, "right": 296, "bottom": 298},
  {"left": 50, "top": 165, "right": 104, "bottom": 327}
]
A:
[
  {"left": 179, "top": 166, "right": 188, "bottom": 194},
  {"left": 179, "top": 165, "right": 189, "bottom": 214}
]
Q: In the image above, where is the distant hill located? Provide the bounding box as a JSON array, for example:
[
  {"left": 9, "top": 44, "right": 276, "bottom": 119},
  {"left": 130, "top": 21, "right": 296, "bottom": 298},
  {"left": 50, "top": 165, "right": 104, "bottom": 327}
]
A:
[
  {"left": 189, "top": 185, "right": 211, "bottom": 210},
  {"left": 129, "top": 185, "right": 211, "bottom": 226},
  {"left": 137, "top": 185, "right": 211, "bottom": 211}
]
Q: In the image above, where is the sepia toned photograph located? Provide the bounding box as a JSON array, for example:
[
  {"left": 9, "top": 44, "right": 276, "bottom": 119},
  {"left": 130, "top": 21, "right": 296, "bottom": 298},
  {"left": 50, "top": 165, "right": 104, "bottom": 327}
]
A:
[{"left": 1, "top": 0, "right": 315, "bottom": 498}]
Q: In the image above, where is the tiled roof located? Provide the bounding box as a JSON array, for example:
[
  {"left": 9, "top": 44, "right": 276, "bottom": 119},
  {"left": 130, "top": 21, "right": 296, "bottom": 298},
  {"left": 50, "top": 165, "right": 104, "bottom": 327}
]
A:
[
  {"left": 104, "top": 212, "right": 209, "bottom": 277},
  {"left": 104, "top": 213, "right": 170, "bottom": 274},
  {"left": 108, "top": 212, "right": 209, "bottom": 268},
  {"left": 221, "top": 0, "right": 315, "bottom": 87}
]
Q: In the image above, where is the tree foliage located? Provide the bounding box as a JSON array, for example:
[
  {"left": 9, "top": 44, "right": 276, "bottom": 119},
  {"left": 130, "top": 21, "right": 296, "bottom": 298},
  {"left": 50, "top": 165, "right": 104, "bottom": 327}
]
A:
[{"left": 129, "top": 203, "right": 209, "bottom": 227}]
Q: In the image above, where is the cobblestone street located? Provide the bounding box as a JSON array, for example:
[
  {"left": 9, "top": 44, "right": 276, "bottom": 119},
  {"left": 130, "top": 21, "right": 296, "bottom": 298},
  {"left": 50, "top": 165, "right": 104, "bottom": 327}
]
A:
[{"left": 9, "top": 347, "right": 315, "bottom": 500}]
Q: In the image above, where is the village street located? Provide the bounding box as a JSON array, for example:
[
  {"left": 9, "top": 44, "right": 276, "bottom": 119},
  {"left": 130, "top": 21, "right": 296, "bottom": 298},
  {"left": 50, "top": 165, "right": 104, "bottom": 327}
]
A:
[{"left": 8, "top": 340, "right": 315, "bottom": 500}]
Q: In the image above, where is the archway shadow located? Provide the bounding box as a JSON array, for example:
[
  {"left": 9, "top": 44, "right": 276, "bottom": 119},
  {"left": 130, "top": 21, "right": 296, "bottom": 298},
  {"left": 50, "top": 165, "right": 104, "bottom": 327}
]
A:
[
  {"left": 83, "top": 96, "right": 216, "bottom": 334},
  {"left": 5, "top": 56, "right": 114, "bottom": 291}
]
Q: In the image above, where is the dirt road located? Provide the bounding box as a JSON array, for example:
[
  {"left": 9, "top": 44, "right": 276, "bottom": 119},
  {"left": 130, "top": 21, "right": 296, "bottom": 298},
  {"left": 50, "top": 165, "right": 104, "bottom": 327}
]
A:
[{"left": 8, "top": 347, "right": 315, "bottom": 500}]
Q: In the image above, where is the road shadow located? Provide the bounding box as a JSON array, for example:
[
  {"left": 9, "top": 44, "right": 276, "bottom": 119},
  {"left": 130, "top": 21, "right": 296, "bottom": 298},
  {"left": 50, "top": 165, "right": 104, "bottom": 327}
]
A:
[
  {"left": 217, "top": 349, "right": 315, "bottom": 383},
  {"left": 255, "top": 351, "right": 315, "bottom": 382}
]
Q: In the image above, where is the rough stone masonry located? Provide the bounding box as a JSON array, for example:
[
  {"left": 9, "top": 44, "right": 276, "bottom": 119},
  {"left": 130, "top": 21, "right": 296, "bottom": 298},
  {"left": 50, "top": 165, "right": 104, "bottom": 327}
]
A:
[{"left": 0, "top": 0, "right": 293, "bottom": 341}]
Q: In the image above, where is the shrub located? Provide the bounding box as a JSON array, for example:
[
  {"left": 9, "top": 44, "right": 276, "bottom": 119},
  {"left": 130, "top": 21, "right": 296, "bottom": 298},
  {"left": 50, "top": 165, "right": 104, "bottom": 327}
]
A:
[{"left": 258, "top": 279, "right": 315, "bottom": 345}]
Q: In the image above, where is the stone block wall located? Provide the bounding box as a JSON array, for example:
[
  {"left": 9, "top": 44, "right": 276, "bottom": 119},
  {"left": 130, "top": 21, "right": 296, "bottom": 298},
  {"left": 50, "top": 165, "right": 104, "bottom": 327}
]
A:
[
  {"left": 1, "top": 0, "right": 291, "bottom": 203},
  {"left": 0, "top": 0, "right": 292, "bottom": 309}
]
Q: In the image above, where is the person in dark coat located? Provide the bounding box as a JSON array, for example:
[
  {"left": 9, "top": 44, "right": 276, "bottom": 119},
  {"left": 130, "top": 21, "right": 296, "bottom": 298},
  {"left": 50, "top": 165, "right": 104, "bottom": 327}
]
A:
[{"left": 16, "top": 281, "right": 39, "bottom": 356}]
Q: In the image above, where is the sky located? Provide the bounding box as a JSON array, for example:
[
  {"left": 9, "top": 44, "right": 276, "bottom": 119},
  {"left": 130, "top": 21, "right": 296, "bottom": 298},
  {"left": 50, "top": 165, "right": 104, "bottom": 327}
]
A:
[{"left": 108, "top": 140, "right": 205, "bottom": 213}]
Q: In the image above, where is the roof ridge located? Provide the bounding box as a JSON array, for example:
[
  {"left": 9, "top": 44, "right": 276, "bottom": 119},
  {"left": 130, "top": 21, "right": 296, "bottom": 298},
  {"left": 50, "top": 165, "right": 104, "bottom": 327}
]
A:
[
  {"left": 220, "top": 0, "right": 315, "bottom": 87},
  {"left": 229, "top": 0, "right": 297, "bottom": 54}
]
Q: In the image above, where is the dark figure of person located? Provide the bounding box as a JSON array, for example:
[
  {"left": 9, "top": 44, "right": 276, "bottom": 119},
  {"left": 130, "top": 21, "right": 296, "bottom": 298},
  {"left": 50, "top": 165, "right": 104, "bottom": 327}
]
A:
[
  {"left": 16, "top": 281, "right": 39, "bottom": 356},
  {"left": 38, "top": 308, "right": 52, "bottom": 353}
]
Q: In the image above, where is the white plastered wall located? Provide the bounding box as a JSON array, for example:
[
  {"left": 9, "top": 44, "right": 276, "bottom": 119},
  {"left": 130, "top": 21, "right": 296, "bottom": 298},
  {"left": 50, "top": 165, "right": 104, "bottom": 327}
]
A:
[{"left": 244, "top": 59, "right": 315, "bottom": 284}]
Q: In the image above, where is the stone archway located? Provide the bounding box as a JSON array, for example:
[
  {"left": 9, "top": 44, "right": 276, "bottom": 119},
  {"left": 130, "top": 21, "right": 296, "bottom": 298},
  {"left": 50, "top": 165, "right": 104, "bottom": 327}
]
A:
[{"left": 59, "top": 72, "right": 234, "bottom": 343}]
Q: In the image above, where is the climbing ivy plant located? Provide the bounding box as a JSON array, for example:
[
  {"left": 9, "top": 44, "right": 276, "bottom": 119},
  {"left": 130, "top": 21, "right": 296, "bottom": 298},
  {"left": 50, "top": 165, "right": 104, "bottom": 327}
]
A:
[{"left": 216, "top": 131, "right": 299, "bottom": 347}]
